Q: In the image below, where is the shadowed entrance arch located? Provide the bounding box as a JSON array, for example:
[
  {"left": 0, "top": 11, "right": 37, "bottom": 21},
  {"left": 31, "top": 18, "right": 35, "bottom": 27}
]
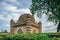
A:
[{"left": 18, "top": 29, "right": 23, "bottom": 33}]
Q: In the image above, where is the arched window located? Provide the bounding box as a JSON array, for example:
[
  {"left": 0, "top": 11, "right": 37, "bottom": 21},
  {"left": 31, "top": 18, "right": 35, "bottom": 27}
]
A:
[
  {"left": 18, "top": 29, "right": 23, "bottom": 33},
  {"left": 33, "top": 29, "right": 36, "bottom": 33}
]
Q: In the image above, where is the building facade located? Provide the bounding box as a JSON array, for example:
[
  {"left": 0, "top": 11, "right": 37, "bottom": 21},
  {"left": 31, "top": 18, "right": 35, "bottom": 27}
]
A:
[{"left": 10, "top": 14, "right": 42, "bottom": 34}]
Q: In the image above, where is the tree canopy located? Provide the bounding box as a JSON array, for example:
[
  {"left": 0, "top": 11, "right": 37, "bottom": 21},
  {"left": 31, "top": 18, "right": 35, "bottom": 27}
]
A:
[{"left": 30, "top": 0, "right": 60, "bottom": 23}]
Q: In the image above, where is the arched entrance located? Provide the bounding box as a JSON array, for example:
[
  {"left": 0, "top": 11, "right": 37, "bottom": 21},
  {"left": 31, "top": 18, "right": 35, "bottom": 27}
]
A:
[{"left": 18, "top": 29, "right": 23, "bottom": 33}]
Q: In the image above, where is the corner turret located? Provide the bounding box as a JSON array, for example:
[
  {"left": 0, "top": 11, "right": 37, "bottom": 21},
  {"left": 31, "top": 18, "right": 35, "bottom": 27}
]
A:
[
  {"left": 10, "top": 19, "right": 15, "bottom": 27},
  {"left": 38, "top": 21, "right": 42, "bottom": 32},
  {"left": 10, "top": 19, "right": 15, "bottom": 33},
  {"left": 38, "top": 21, "right": 42, "bottom": 26}
]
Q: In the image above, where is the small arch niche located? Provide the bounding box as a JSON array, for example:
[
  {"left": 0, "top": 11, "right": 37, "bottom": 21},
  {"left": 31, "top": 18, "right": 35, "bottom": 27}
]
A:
[{"left": 18, "top": 29, "right": 23, "bottom": 33}]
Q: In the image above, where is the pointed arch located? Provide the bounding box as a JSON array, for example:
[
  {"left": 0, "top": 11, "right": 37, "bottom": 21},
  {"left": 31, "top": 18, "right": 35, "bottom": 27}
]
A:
[{"left": 18, "top": 29, "right": 23, "bottom": 33}]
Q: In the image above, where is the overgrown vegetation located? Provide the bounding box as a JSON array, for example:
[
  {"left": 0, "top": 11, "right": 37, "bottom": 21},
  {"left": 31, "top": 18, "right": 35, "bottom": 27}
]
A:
[{"left": 0, "top": 33, "right": 60, "bottom": 40}]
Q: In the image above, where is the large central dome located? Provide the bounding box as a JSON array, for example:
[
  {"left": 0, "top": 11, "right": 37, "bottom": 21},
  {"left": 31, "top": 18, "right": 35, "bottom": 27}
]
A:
[{"left": 18, "top": 14, "right": 35, "bottom": 23}]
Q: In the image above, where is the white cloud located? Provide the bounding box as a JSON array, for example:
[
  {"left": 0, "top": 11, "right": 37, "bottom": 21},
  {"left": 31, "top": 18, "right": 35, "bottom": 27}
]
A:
[
  {"left": 5, "top": 5, "right": 31, "bottom": 13},
  {"left": 0, "top": 3, "right": 31, "bottom": 32},
  {"left": 0, "top": 13, "right": 11, "bottom": 21},
  {"left": 5, "top": 5, "right": 17, "bottom": 12},
  {"left": 0, "top": 1, "right": 31, "bottom": 21},
  {"left": 1, "top": 2, "right": 31, "bottom": 13},
  {"left": 6, "top": 0, "right": 17, "bottom": 2},
  {"left": 0, "top": 0, "right": 58, "bottom": 32},
  {"left": 0, "top": 14, "right": 4, "bottom": 20},
  {"left": 17, "top": 8, "right": 31, "bottom": 13},
  {"left": 34, "top": 13, "right": 58, "bottom": 33}
]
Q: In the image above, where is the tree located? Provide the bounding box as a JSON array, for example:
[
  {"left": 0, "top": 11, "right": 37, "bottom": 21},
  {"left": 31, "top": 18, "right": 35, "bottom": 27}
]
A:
[{"left": 30, "top": 0, "right": 60, "bottom": 32}]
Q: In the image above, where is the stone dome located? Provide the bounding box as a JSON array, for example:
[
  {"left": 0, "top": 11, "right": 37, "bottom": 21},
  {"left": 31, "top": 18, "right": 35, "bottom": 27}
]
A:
[{"left": 18, "top": 14, "right": 35, "bottom": 23}]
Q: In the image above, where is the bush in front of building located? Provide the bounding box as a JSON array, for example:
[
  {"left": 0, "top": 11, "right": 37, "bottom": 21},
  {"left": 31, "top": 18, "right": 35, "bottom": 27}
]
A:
[{"left": 0, "top": 33, "right": 60, "bottom": 40}]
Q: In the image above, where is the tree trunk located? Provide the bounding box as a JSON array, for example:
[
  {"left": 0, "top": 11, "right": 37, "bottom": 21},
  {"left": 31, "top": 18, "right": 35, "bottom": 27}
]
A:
[{"left": 57, "top": 22, "right": 60, "bottom": 32}]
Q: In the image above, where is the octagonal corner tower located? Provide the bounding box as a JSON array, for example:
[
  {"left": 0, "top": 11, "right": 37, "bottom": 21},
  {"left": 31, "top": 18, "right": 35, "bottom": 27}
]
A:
[{"left": 10, "top": 13, "right": 42, "bottom": 34}]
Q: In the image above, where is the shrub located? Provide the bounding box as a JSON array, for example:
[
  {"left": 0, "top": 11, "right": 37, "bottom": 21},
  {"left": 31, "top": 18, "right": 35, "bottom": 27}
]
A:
[{"left": 0, "top": 33, "right": 60, "bottom": 40}]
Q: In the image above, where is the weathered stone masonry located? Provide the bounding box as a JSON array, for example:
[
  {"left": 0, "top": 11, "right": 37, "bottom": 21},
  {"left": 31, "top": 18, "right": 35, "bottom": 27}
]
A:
[{"left": 10, "top": 13, "right": 42, "bottom": 34}]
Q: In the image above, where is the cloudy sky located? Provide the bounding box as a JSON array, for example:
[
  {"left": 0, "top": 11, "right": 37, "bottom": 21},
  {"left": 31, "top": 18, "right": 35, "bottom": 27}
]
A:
[{"left": 0, "top": 0, "right": 58, "bottom": 32}]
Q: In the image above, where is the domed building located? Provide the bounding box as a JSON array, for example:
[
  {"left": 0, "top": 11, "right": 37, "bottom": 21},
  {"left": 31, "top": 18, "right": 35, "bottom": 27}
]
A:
[{"left": 10, "top": 13, "right": 42, "bottom": 34}]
